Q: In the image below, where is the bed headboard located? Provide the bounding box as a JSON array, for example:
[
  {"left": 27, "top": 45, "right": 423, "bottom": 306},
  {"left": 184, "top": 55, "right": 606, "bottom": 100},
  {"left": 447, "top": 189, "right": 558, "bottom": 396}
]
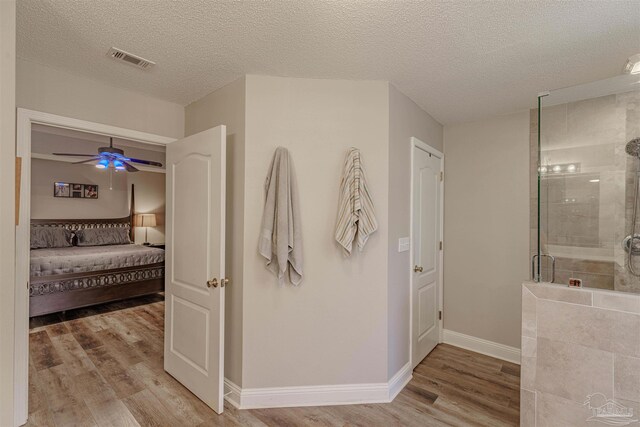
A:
[{"left": 31, "top": 184, "right": 136, "bottom": 241}]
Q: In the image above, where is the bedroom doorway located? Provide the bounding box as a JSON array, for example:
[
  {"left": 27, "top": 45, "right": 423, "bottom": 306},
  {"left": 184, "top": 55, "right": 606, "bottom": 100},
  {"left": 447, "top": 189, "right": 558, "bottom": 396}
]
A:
[
  {"left": 28, "top": 124, "right": 167, "bottom": 316},
  {"left": 15, "top": 109, "right": 229, "bottom": 425}
]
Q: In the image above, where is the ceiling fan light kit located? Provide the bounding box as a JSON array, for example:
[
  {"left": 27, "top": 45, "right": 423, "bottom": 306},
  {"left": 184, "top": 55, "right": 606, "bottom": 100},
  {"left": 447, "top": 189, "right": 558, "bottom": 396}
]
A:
[{"left": 52, "top": 137, "right": 163, "bottom": 173}]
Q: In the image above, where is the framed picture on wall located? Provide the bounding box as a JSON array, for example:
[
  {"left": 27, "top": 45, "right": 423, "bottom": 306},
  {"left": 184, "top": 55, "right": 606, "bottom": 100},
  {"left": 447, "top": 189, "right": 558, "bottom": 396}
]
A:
[
  {"left": 53, "top": 182, "right": 70, "bottom": 198},
  {"left": 53, "top": 182, "right": 98, "bottom": 199},
  {"left": 84, "top": 185, "right": 98, "bottom": 199},
  {"left": 71, "top": 183, "right": 83, "bottom": 198}
]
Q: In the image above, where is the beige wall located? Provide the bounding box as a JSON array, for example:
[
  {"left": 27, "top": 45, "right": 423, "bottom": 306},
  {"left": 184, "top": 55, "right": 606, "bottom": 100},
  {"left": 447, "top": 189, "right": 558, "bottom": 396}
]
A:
[
  {"left": 186, "top": 76, "right": 445, "bottom": 389},
  {"left": 387, "top": 84, "right": 443, "bottom": 378},
  {"left": 128, "top": 171, "right": 166, "bottom": 245},
  {"left": 31, "top": 159, "right": 166, "bottom": 244},
  {"left": 0, "top": 1, "right": 16, "bottom": 425},
  {"left": 188, "top": 76, "right": 445, "bottom": 389},
  {"left": 31, "top": 159, "right": 129, "bottom": 218},
  {"left": 521, "top": 282, "right": 640, "bottom": 426},
  {"left": 185, "top": 77, "right": 246, "bottom": 385},
  {"left": 443, "top": 111, "right": 529, "bottom": 348},
  {"left": 243, "top": 75, "right": 390, "bottom": 387},
  {"left": 17, "top": 58, "right": 184, "bottom": 139}
]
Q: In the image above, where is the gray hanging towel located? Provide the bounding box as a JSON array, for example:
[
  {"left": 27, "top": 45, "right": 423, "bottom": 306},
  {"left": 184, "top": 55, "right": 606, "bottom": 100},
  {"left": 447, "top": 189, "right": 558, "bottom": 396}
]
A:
[
  {"left": 335, "top": 147, "right": 378, "bottom": 256},
  {"left": 258, "top": 147, "right": 304, "bottom": 285}
]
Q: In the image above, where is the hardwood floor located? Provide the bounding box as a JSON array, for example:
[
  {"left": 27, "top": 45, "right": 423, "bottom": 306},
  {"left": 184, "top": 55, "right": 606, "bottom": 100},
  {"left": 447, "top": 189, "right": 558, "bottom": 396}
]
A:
[{"left": 27, "top": 296, "right": 520, "bottom": 426}]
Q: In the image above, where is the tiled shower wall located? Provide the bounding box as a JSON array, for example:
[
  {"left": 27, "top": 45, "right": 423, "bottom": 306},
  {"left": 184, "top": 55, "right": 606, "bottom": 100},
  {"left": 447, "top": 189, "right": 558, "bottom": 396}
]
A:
[
  {"left": 521, "top": 282, "right": 640, "bottom": 426},
  {"left": 618, "top": 90, "right": 640, "bottom": 292},
  {"left": 530, "top": 90, "right": 640, "bottom": 292}
]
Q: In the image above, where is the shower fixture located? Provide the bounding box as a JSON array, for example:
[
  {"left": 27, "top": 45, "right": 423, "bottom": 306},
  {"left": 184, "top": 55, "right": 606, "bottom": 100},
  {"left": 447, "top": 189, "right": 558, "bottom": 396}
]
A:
[
  {"left": 623, "top": 53, "right": 640, "bottom": 75},
  {"left": 625, "top": 137, "right": 640, "bottom": 157},
  {"left": 624, "top": 137, "right": 640, "bottom": 276}
]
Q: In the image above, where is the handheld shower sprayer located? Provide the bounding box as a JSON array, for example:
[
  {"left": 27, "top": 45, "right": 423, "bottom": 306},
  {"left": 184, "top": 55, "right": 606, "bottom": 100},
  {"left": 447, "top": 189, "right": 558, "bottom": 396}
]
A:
[{"left": 624, "top": 137, "right": 640, "bottom": 276}]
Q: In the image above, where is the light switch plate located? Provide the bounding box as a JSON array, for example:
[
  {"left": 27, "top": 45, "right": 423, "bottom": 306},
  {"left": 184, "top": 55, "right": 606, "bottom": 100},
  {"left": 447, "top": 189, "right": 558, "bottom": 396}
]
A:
[{"left": 398, "top": 237, "right": 410, "bottom": 253}]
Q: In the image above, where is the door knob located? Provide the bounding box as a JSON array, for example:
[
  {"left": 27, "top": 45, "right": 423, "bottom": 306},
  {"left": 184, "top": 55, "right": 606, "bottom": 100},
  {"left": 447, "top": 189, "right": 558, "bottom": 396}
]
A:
[
  {"left": 221, "top": 278, "right": 230, "bottom": 288},
  {"left": 207, "top": 278, "right": 218, "bottom": 288},
  {"left": 414, "top": 265, "right": 423, "bottom": 273}
]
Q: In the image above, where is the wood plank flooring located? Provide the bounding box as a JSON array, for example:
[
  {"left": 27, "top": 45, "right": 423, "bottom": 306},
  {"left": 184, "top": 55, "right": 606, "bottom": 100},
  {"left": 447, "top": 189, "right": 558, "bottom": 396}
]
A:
[{"left": 27, "top": 296, "right": 520, "bottom": 426}]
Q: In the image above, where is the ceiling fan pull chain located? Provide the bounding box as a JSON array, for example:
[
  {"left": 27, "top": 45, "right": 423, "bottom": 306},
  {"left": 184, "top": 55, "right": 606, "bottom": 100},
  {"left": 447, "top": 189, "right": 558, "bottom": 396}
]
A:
[{"left": 109, "top": 168, "right": 113, "bottom": 191}]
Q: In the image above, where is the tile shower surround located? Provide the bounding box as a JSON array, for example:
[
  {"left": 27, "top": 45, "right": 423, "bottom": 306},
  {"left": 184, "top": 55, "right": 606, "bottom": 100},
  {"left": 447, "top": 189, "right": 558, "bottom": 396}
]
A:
[
  {"left": 520, "top": 282, "right": 640, "bottom": 426},
  {"left": 530, "top": 90, "right": 640, "bottom": 292}
]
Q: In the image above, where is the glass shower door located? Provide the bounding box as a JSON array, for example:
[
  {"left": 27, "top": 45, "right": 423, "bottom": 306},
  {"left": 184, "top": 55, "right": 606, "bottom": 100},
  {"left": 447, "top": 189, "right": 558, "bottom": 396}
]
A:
[{"left": 535, "top": 74, "right": 640, "bottom": 293}]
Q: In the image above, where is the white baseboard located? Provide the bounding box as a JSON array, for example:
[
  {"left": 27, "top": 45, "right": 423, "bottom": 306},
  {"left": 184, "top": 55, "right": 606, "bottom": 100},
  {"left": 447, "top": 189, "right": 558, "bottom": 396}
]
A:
[
  {"left": 238, "top": 383, "right": 389, "bottom": 409},
  {"left": 222, "top": 333, "right": 518, "bottom": 411},
  {"left": 442, "top": 329, "right": 521, "bottom": 365},
  {"left": 223, "top": 363, "right": 412, "bottom": 410},
  {"left": 224, "top": 378, "right": 242, "bottom": 408},
  {"left": 388, "top": 362, "right": 412, "bottom": 401}
]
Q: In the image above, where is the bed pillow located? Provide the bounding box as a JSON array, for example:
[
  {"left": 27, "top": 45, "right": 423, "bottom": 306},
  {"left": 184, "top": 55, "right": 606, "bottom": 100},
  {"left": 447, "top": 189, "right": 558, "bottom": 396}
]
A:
[
  {"left": 30, "top": 227, "right": 73, "bottom": 249},
  {"left": 76, "top": 227, "right": 132, "bottom": 247}
]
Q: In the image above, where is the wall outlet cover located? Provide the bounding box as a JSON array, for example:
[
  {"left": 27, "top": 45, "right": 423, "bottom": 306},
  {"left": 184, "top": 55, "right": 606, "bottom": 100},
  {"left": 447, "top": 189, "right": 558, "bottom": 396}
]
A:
[{"left": 398, "top": 237, "right": 410, "bottom": 252}]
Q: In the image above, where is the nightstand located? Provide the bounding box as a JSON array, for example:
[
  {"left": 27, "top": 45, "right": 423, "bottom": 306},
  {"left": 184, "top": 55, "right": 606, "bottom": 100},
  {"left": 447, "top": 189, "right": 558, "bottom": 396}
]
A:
[{"left": 146, "top": 243, "right": 165, "bottom": 250}]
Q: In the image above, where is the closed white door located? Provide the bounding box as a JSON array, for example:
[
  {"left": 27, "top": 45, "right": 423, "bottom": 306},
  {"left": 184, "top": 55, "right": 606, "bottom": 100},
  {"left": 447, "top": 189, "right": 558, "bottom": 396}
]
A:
[
  {"left": 165, "top": 125, "right": 226, "bottom": 413},
  {"left": 412, "top": 140, "right": 443, "bottom": 368}
]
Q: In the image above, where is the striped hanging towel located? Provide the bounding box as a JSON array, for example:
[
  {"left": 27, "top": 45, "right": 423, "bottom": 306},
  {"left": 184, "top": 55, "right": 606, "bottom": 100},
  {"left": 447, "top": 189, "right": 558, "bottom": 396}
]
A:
[{"left": 335, "top": 147, "right": 378, "bottom": 256}]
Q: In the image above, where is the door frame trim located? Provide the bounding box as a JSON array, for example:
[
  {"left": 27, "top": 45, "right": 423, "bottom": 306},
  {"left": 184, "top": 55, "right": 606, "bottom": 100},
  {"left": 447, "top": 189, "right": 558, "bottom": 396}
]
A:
[
  {"left": 409, "top": 136, "right": 444, "bottom": 369},
  {"left": 14, "top": 108, "right": 175, "bottom": 426}
]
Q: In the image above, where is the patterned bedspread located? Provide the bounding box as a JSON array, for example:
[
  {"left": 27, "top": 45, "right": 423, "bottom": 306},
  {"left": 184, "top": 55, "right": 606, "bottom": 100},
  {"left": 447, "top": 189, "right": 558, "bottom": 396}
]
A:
[{"left": 30, "top": 244, "right": 165, "bottom": 277}]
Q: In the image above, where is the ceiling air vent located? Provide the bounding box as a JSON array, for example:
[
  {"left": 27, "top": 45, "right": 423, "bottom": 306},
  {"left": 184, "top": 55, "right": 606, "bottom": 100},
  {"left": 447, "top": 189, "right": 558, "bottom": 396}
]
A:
[{"left": 106, "top": 47, "right": 155, "bottom": 70}]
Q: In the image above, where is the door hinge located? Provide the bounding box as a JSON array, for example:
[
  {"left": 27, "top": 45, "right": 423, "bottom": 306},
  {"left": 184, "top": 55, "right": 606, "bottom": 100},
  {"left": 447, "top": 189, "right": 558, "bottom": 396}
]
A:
[
  {"left": 439, "top": 241, "right": 443, "bottom": 250},
  {"left": 439, "top": 310, "right": 442, "bottom": 320},
  {"left": 440, "top": 171, "right": 443, "bottom": 181}
]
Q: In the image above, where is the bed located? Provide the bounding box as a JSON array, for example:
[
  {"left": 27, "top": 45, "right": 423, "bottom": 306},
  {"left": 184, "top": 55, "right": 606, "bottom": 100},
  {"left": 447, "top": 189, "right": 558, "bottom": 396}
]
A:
[{"left": 29, "top": 187, "right": 165, "bottom": 317}]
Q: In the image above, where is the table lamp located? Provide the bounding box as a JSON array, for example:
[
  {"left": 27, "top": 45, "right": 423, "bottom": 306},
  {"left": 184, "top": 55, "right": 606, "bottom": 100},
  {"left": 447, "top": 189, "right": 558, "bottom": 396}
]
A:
[{"left": 134, "top": 213, "right": 157, "bottom": 245}]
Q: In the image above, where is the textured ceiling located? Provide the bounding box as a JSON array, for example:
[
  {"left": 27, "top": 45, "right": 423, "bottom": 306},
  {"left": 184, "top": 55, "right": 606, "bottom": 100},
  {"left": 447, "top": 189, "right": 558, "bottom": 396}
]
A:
[{"left": 17, "top": 0, "right": 640, "bottom": 124}]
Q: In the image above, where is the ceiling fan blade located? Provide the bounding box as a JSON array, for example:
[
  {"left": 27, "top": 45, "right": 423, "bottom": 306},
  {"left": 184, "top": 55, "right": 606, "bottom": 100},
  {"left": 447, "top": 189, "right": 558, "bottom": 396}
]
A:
[
  {"left": 52, "top": 153, "right": 96, "bottom": 157},
  {"left": 127, "top": 158, "right": 163, "bottom": 167},
  {"left": 123, "top": 161, "right": 139, "bottom": 172},
  {"left": 73, "top": 157, "right": 101, "bottom": 165}
]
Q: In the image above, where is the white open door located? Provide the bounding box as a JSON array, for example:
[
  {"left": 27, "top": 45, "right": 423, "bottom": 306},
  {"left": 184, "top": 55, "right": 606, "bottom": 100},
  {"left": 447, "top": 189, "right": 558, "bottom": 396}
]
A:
[
  {"left": 164, "top": 125, "right": 226, "bottom": 413},
  {"left": 411, "top": 138, "right": 443, "bottom": 369}
]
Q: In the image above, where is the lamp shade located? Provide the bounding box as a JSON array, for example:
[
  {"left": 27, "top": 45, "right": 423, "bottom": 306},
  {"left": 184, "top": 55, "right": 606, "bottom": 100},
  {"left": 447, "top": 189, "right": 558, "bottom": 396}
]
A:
[{"left": 134, "top": 213, "right": 157, "bottom": 227}]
